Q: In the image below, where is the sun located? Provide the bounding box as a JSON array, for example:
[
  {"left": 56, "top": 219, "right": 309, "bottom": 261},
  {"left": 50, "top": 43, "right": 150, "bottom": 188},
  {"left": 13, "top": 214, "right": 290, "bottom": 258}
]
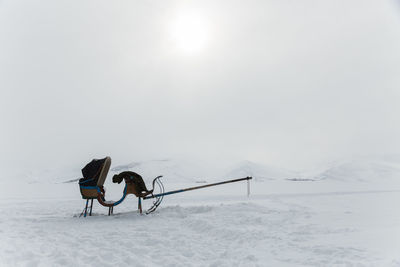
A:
[{"left": 170, "top": 12, "right": 209, "bottom": 54}]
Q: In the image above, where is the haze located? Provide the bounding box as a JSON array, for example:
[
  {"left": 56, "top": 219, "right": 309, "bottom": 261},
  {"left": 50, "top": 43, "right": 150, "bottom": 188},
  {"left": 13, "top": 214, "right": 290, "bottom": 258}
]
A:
[{"left": 1, "top": 0, "right": 400, "bottom": 176}]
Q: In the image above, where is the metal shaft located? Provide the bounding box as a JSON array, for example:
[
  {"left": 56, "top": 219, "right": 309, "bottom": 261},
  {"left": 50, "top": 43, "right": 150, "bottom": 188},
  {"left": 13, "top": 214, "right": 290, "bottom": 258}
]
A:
[{"left": 143, "top": 176, "right": 252, "bottom": 200}]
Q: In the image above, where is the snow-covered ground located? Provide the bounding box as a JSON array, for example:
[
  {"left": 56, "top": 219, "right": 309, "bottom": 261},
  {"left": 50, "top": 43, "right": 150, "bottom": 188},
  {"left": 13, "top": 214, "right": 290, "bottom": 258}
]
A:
[{"left": 0, "top": 156, "right": 399, "bottom": 266}]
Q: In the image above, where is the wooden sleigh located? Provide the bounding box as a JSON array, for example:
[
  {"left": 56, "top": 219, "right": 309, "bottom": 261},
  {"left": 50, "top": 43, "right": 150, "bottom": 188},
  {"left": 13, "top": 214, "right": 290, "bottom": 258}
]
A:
[{"left": 78, "top": 157, "right": 252, "bottom": 217}]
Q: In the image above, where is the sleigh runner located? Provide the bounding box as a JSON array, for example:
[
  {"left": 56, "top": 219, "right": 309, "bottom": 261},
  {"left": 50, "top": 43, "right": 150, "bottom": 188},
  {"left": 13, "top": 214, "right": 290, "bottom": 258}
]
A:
[{"left": 78, "top": 157, "right": 252, "bottom": 217}]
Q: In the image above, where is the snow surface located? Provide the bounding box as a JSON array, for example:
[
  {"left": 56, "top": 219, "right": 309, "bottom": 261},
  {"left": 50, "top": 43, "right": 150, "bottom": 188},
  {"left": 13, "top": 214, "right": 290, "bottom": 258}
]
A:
[{"left": 0, "top": 156, "right": 400, "bottom": 266}]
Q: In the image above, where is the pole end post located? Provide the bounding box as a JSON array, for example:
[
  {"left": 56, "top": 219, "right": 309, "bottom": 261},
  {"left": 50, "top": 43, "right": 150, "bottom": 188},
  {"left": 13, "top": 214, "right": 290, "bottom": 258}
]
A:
[{"left": 247, "top": 177, "right": 251, "bottom": 197}]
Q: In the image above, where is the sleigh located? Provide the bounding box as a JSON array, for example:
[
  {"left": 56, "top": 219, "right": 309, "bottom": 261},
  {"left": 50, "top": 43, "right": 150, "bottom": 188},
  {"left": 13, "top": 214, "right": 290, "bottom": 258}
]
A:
[{"left": 78, "top": 157, "right": 252, "bottom": 217}]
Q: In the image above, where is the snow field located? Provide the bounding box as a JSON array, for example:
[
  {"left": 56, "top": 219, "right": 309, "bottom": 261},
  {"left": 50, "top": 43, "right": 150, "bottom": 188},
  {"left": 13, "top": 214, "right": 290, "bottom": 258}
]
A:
[{"left": 0, "top": 180, "right": 399, "bottom": 266}]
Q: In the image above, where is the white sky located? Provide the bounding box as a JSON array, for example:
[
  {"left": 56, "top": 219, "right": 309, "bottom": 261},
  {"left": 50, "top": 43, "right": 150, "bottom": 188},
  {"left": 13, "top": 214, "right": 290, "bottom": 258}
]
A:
[{"left": 1, "top": 0, "right": 400, "bottom": 174}]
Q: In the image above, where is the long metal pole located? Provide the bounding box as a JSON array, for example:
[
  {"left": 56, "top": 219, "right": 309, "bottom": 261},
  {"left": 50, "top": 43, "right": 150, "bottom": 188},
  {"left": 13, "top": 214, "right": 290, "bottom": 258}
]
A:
[{"left": 143, "top": 177, "right": 252, "bottom": 200}]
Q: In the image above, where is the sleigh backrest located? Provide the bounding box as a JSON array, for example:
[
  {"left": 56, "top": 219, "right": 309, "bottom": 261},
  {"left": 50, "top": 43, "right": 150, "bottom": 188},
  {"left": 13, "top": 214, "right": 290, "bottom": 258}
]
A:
[
  {"left": 80, "top": 157, "right": 111, "bottom": 187},
  {"left": 97, "top": 157, "right": 111, "bottom": 186}
]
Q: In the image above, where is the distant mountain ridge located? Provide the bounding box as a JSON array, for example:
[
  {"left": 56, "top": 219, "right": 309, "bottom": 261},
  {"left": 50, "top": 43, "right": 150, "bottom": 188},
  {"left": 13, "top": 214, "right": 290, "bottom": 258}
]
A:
[
  {"left": 10, "top": 154, "right": 400, "bottom": 184},
  {"left": 223, "top": 160, "right": 297, "bottom": 181},
  {"left": 111, "top": 159, "right": 297, "bottom": 183},
  {"left": 313, "top": 156, "right": 400, "bottom": 182},
  {"left": 111, "top": 158, "right": 215, "bottom": 183}
]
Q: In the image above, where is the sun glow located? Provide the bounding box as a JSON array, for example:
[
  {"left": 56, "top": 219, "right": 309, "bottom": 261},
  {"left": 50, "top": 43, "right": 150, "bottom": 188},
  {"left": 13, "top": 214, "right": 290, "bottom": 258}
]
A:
[{"left": 170, "top": 12, "right": 209, "bottom": 54}]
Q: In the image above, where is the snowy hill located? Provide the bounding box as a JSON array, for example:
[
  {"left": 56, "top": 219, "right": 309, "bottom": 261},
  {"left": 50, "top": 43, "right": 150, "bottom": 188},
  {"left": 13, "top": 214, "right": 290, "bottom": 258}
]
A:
[
  {"left": 1, "top": 166, "right": 82, "bottom": 185},
  {"left": 223, "top": 160, "right": 296, "bottom": 181},
  {"left": 8, "top": 155, "right": 400, "bottom": 185},
  {"left": 111, "top": 158, "right": 221, "bottom": 183},
  {"left": 313, "top": 155, "right": 400, "bottom": 182},
  {"left": 112, "top": 159, "right": 299, "bottom": 183}
]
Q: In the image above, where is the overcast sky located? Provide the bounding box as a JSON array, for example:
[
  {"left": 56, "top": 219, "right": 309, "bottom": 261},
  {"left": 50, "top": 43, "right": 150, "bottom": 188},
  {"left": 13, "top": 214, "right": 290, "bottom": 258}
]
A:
[{"left": 1, "top": 0, "right": 400, "bottom": 175}]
